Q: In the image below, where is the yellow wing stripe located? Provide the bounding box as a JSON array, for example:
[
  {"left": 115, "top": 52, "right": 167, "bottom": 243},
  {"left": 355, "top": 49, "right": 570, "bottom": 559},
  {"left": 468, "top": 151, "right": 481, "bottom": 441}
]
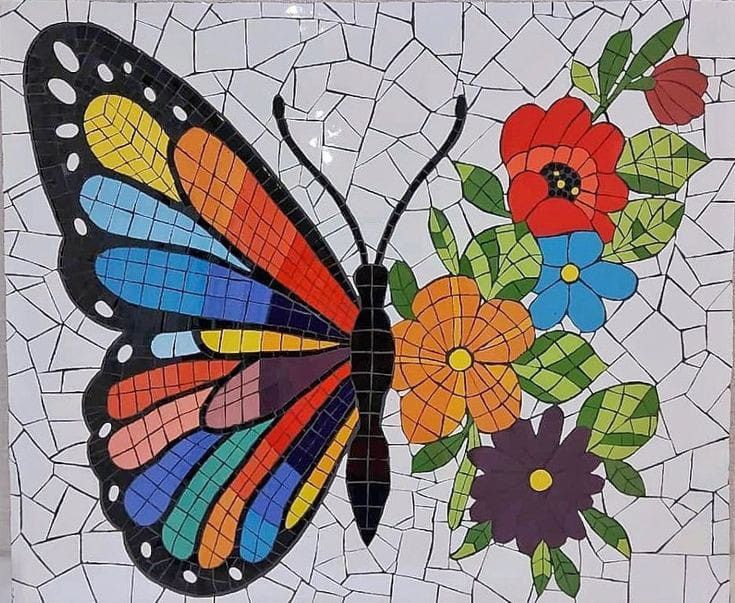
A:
[
  {"left": 285, "top": 408, "right": 359, "bottom": 529},
  {"left": 199, "top": 329, "right": 339, "bottom": 354},
  {"left": 83, "top": 94, "right": 180, "bottom": 201}
]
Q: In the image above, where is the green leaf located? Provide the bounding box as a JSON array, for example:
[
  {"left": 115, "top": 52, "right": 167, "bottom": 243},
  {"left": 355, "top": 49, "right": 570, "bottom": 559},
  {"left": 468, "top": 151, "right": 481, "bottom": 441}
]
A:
[
  {"left": 602, "top": 198, "right": 684, "bottom": 263},
  {"left": 604, "top": 459, "right": 646, "bottom": 497},
  {"left": 550, "top": 548, "right": 580, "bottom": 598},
  {"left": 450, "top": 522, "right": 492, "bottom": 560},
  {"left": 455, "top": 162, "right": 510, "bottom": 218},
  {"left": 411, "top": 429, "right": 466, "bottom": 474},
  {"left": 617, "top": 127, "right": 709, "bottom": 195},
  {"left": 531, "top": 541, "right": 552, "bottom": 596},
  {"left": 577, "top": 383, "right": 660, "bottom": 460},
  {"left": 512, "top": 332, "right": 607, "bottom": 404},
  {"left": 447, "top": 421, "right": 480, "bottom": 530},
  {"left": 571, "top": 60, "right": 600, "bottom": 101},
  {"left": 388, "top": 260, "right": 419, "bottom": 319},
  {"left": 428, "top": 207, "right": 460, "bottom": 274},
  {"left": 626, "top": 19, "right": 685, "bottom": 80},
  {"left": 458, "top": 223, "right": 541, "bottom": 300},
  {"left": 581, "top": 508, "right": 632, "bottom": 558},
  {"left": 597, "top": 30, "right": 632, "bottom": 98}
]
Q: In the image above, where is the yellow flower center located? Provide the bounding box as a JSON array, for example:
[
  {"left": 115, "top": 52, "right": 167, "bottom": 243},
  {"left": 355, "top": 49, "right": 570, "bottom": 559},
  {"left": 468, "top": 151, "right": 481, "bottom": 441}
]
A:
[
  {"left": 560, "top": 263, "right": 580, "bottom": 283},
  {"left": 447, "top": 347, "right": 473, "bottom": 371},
  {"left": 556, "top": 179, "right": 566, "bottom": 189},
  {"left": 529, "top": 468, "right": 553, "bottom": 492}
]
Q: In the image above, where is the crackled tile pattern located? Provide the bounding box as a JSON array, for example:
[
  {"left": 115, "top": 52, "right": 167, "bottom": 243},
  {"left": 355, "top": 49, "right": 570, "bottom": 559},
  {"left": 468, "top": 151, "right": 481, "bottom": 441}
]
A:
[{"left": 1, "top": 1, "right": 732, "bottom": 602}]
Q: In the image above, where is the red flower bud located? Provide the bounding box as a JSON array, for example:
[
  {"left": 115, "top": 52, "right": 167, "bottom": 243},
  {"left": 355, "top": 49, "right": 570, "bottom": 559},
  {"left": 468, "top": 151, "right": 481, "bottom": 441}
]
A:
[{"left": 644, "top": 55, "right": 708, "bottom": 125}]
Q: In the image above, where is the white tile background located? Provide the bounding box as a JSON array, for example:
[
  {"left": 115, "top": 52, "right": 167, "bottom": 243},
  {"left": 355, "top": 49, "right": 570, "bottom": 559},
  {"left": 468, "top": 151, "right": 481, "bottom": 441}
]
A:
[{"left": 0, "top": 1, "right": 732, "bottom": 601}]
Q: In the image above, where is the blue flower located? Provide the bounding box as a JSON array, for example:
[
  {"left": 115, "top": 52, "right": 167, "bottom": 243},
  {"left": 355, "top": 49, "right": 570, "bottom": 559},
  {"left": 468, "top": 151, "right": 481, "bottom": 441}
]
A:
[{"left": 530, "top": 232, "right": 637, "bottom": 332}]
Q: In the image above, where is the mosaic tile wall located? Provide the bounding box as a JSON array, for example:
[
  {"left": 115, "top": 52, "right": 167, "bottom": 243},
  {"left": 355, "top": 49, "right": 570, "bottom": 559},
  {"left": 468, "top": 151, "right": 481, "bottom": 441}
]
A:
[{"left": 1, "top": 1, "right": 732, "bottom": 601}]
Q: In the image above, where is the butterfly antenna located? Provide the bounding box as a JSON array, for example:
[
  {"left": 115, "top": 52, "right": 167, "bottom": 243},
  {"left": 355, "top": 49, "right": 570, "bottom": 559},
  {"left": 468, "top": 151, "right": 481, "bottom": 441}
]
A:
[
  {"left": 374, "top": 95, "right": 468, "bottom": 265},
  {"left": 273, "top": 96, "right": 370, "bottom": 266}
]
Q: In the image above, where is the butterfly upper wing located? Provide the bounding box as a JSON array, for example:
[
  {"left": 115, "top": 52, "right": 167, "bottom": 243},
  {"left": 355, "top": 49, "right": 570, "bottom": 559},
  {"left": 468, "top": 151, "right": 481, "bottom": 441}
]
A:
[{"left": 25, "top": 22, "right": 361, "bottom": 595}]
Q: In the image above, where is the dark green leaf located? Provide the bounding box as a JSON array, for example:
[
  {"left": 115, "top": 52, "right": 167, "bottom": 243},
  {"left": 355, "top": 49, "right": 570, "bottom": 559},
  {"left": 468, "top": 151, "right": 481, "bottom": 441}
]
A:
[
  {"left": 459, "top": 223, "right": 541, "bottom": 300},
  {"left": 512, "top": 332, "right": 607, "bottom": 404},
  {"left": 571, "top": 60, "right": 600, "bottom": 101},
  {"left": 550, "top": 548, "right": 580, "bottom": 598},
  {"left": 602, "top": 198, "right": 684, "bottom": 263},
  {"left": 581, "top": 508, "right": 632, "bottom": 558},
  {"left": 577, "top": 383, "right": 660, "bottom": 460},
  {"left": 450, "top": 522, "right": 493, "bottom": 560},
  {"left": 598, "top": 30, "right": 632, "bottom": 98},
  {"left": 428, "top": 207, "right": 460, "bottom": 274},
  {"left": 411, "top": 429, "right": 466, "bottom": 474},
  {"left": 388, "top": 260, "right": 419, "bottom": 319},
  {"left": 604, "top": 459, "right": 646, "bottom": 497},
  {"left": 447, "top": 422, "right": 480, "bottom": 529},
  {"left": 626, "top": 19, "right": 685, "bottom": 80},
  {"left": 531, "top": 541, "right": 552, "bottom": 596},
  {"left": 617, "top": 128, "right": 709, "bottom": 195},
  {"left": 455, "top": 162, "right": 509, "bottom": 218}
]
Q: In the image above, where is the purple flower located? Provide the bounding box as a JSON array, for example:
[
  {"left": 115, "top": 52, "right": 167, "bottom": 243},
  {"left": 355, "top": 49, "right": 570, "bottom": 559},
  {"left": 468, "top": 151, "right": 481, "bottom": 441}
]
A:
[{"left": 468, "top": 406, "right": 604, "bottom": 555}]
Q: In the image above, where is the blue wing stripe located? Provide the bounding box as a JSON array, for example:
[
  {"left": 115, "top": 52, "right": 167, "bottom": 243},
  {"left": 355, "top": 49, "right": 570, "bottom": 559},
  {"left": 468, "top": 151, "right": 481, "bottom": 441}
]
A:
[
  {"left": 239, "top": 380, "right": 355, "bottom": 562},
  {"left": 123, "top": 430, "right": 222, "bottom": 526},
  {"left": 80, "top": 176, "right": 248, "bottom": 271},
  {"left": 150, "top": 332, "right": 201, "bottom": 359},
  {"left": 95, "top": 248, "right": 342, "bottom": 338}
]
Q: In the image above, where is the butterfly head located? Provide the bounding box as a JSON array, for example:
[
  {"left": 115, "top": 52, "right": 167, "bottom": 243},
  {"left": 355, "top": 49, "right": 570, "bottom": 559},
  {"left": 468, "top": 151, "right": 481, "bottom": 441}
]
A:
[{"left": 353, "top": 264, "right": 388, "bottom": 309}]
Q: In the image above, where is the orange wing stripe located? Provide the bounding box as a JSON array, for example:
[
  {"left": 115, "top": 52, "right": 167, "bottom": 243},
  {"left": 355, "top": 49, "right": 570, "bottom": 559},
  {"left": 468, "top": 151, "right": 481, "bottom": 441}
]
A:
[{"left": 173, "top": 128, "right": 358, "bottom": 334}]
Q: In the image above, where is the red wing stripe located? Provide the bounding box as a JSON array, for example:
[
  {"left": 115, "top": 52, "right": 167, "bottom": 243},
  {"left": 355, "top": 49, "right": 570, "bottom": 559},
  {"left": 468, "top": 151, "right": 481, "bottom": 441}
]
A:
[{"left": 173, "top": 128, "right": 358, "bottom": 333}]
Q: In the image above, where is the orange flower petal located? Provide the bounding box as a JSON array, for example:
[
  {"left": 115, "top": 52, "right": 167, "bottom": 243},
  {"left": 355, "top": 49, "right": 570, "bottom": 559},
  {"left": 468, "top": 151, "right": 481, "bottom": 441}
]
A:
[
  {"left": 393, "top": 319, "right": 445, "bottom": 364},
  {"left": 466, "top": 365, "right": 521, "bottom": 433},
  {"left": 470, "top": 300, "right": 535, "bottom": 363},
  {"left": 412, "top": 276, "right": 481, "bottom": 350},
  {"left": 400, "top": 384, "right": 464, "bottom": 444}
]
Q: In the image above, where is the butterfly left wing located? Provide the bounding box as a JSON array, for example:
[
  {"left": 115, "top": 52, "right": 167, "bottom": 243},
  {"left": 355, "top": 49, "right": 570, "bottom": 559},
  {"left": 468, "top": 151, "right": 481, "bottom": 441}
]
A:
[{"left": 25, "top": 22, "right": 361, "bottom": 595}]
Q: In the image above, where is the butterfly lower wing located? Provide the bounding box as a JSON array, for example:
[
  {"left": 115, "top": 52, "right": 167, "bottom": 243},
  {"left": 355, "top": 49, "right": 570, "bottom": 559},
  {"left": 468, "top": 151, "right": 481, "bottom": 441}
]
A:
[{"left": 25, "top": 23, "right": 362, "bottom": 595}]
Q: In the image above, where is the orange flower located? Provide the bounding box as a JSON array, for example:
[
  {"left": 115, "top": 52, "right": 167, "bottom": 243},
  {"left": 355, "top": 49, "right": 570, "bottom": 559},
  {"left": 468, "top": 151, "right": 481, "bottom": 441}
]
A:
[{"left": 393, "top": 276, "right": 535, "bottom": 444}]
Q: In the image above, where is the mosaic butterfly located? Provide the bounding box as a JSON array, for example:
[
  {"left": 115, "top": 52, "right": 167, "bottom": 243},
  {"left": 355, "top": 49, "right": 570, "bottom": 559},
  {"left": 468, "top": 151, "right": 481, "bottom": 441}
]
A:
[{"left": 24, "top": 22, "right": 466, "bottom": 594}]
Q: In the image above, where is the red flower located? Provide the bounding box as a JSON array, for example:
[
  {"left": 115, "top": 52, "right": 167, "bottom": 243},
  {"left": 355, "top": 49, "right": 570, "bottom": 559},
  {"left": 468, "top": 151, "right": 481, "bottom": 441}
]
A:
[
  {"left": 501, "top": 97, "right": 628, "bottom": 243},
  {"left": 644, "top": 55, "right": 707, "bottom": 126}
]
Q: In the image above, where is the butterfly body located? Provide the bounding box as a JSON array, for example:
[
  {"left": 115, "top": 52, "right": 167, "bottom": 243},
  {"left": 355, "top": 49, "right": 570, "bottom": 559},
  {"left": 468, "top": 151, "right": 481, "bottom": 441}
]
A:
[{"left": 347, "top": 264, "right": 394, "bottom": 544}]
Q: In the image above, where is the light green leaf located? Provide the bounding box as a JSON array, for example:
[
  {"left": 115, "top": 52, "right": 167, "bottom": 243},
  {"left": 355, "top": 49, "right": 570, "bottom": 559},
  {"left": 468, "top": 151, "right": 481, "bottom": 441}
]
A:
[
  {"left": 604, "top": 459, "right": 646, "bottom": 497},
  {"left": 571, "top": 60, "right": 600, "bottom": 101},
  {"left": 411, "top": 429, "right": 466, "bottom": 474},
  {"left": 531, "top": 541, "right": 552, "bottom": 596},
  {"left": 581, "top": 508, "right": 632, "bottom": 558},
  {"left": 455, "top": 162, "right": 510, "bottom": 218},
  {"left": 602, "top": 198, "right": 684, "bottom": 263},
  {"left": 550, "top": 548, "right": 580, "bottom": 598},
  {"left": 626, "top": 19, "right": 685, "bottom": 80},
  {"left": 429, "top": 208, "right": 460, "bottom": 274},
  {"left": 512, "top": 332, "right": 607, "bottom": 404},
  {"left": 577, "top": 383, "right": 660, "bottom": 460},
  {"left": 447, "top": 421, "right": 480, "bottom": 530},
  {"left": 597, "top": 30, "right": 632, "bottom": 98},
  {"left": 617, "top": 128, "right": 709, "bottom": 195},
  {"left": 458, "top": 223, "right": 541, "bottom": 300},
  {"left": 450, "top": 522, "right": 492, "bottom": 560},
  {"left": 388, "top": 260, "right": 419, "bottom": 319}
]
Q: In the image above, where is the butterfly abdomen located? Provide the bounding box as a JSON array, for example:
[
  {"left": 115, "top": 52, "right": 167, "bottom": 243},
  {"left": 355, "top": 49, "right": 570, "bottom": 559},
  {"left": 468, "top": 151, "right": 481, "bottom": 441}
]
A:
[{"left": 347, "top": 265, "right": 395, "bottom": 545}]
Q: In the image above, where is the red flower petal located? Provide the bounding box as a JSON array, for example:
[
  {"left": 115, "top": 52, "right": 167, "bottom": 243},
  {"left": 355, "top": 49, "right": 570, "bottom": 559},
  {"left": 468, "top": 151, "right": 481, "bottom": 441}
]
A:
[
  {"left": 500, "top": 104, "right": 545, "bottom": 164},
  {"left": 653, "top": 55, "right": 700, "bottom": 76},
  {"left": 656, "top": 82, "right": 703, "bottom": 125},
  {"left": 531, "top": 97, "right": 591, "bottom": 148},
  {"left": 657, "top": 68, "right": 708, "bottom": 95},
  {"left": 645, "top": 87, "right": 676, "bottom": 124},
  {"left": 594, "top": 173, "right": 629, "bottom": 211},
  {"left": 526, "top": 199, "right": 593, "bottom": 237},
  {"left": 577, "top": 123, "right": 624, "bottom": 172},
  {"left": 590, "top": 211, "right": 616, "bottom": 243},
  {"left": 508, "top": 171, "right": 549, "bottom": 221}
]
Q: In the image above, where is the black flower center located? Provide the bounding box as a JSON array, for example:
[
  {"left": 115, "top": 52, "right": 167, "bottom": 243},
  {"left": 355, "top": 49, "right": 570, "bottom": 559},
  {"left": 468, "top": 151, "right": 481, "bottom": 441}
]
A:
[{"left": 540, "top": 162, "right": 581, "bottom": 201}]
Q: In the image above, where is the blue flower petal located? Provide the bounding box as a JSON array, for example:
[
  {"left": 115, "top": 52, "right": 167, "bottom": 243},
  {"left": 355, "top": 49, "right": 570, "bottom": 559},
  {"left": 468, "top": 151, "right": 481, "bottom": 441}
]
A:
[
  {"left": 538, "top": 235, "right": 570, "bottom": 267},
  {"left": 581, "top": 262, "right": 638, "bottom": 300},
  {"left": 568, "top": 232, "right": 603, "bottom": 268},
  {"left": 568, "top": 282, "right": 606, "bottom": 332},
  {"left": 530, "top": 281, "right": 569, "bottom": 330},
  {"left": 534, "top": 265, "right": 561, "bottom": 294}
]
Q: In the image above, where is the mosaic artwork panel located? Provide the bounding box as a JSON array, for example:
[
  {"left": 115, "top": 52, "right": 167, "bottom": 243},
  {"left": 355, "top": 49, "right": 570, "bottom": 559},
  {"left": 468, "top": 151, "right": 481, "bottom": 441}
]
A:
[{"left": 1, "top": 1, "right": 732, "bottom": 601}]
